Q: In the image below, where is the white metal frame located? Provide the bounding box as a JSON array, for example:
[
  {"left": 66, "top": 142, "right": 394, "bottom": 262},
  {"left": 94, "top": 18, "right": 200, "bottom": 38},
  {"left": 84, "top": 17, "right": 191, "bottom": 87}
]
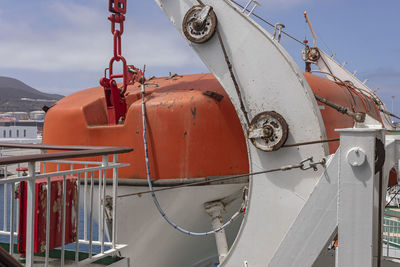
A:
[
  {"left": 268, "top": 125, "right": 400, "bottom": 267},
  {"left": 0, "top": 148, "right": 129, "bottom": 267}
]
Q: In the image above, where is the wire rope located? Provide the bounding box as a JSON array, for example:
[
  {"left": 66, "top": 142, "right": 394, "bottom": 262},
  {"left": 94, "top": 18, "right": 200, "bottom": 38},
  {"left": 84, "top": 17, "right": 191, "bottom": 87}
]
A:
[{"left": 140, "top": 83, "right": 244, "bottom": 236}]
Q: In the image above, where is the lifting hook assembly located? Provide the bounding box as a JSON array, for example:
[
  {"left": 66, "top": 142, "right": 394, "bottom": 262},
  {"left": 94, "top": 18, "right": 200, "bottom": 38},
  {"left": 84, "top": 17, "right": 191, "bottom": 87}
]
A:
[{"left": 100, "top": 0, "right": 145, "bottom": 125}]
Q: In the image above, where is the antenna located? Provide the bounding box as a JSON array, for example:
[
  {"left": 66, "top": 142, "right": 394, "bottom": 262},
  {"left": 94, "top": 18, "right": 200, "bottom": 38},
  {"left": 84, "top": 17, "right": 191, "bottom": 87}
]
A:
[{"left": 304, "top": 11, "right": 317, "bottom": 47}]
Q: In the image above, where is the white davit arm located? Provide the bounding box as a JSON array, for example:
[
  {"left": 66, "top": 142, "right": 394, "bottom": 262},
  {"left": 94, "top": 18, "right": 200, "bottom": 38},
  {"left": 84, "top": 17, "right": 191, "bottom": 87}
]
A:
[
  {"left": 155, "top": 0, "right": 328, "bottom": 266},
  {"left": 316, "top": 49, "right": 372, "bottom": 92},
  {"left": 313, "top": 49, "right": 394, "bottom": 129}
]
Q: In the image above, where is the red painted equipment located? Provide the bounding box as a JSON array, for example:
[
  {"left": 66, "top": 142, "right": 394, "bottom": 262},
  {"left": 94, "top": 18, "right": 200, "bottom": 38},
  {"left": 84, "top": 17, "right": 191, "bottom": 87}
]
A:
[
  {"left": 16, "top": 167, "right": 28, "bottom": 176},
  {"left": 100, "top": 0, "right": 145, "bottom": 124},
  {"left": 17, "top": 176, "right": 78, "bottom": 254}
]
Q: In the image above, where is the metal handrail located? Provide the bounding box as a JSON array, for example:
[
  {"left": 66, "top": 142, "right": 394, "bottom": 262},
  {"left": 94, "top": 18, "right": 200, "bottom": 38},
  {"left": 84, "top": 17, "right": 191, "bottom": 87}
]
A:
[
  {"left": 0, "top": 143, "right": 132, "bottom": 266},
  {"left": 0, "top": 143, "right": 133, "bottom": 165},
  {"left": 0, "top": 142, "right": 123, "bottom": 150}
]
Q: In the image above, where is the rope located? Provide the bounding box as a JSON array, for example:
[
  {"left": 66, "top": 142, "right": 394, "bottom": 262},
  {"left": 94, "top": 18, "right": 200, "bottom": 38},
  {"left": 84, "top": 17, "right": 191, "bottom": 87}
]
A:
[{"left": 140, "top": 83, "right": 244, "bottom": 236}]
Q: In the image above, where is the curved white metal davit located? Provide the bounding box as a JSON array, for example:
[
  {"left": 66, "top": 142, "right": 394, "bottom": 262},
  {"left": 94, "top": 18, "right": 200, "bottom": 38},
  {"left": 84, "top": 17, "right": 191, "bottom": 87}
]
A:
[
  {"left": 313, "top": 49, "right": 395, "bottom": 129},
  {"left": 155, "top": 0, "right": 330, "bottom": 265}
]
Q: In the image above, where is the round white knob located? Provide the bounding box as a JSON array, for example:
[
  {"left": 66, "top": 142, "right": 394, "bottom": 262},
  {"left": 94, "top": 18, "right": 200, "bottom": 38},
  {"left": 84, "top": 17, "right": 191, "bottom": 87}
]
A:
[{"left": 347, "top": 147, "right": 366, "bottom": 167}]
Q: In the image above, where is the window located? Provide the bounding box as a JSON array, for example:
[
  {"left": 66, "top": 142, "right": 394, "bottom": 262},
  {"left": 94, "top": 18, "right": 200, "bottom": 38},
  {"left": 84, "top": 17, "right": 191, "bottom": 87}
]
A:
[
  {"left": 9, "top": 130, "right": 11, "bottom": 138},
  {"left": 3, "top": 130, "right": 5, "bottom": 138},
  {"left": 16, "top": 130, "right": 19, "bottom": 138},
  {"left": 24, "top": 129, "right": 26, "bottom": 137}
]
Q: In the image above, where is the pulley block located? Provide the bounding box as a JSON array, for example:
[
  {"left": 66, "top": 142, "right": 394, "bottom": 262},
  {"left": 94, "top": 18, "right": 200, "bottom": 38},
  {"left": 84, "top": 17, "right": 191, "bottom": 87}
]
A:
[
  {"left": 248, "top": 111, "right": 289, "bottom": 152},
  {"left": 182, "top": 5, "right": 217, "bottom": 44},
  {"left": 302, "top": 47, "right": 321, "bottom": 62}
]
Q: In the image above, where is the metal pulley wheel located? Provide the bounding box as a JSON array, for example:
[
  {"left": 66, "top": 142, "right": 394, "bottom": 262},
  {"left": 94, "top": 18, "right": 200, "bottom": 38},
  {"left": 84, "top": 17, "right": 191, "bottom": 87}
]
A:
[
  {"left": 248, "top": 111, "right": 289, "bottom": 152},
  {"left": 182, "top": 5, "right": 217, "bottom": 44},
  {"left": 302, "top": 47, "right": 321, "bottom": 62}
]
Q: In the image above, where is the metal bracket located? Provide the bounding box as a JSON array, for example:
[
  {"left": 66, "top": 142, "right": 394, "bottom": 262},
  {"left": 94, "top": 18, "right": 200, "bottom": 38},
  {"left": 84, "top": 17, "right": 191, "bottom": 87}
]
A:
[
  {"left": 273, "top": 23, "right": 285, "bottom": 42},
  {"left": 242, "top": 0, "right": 260, "bottom": 16}
]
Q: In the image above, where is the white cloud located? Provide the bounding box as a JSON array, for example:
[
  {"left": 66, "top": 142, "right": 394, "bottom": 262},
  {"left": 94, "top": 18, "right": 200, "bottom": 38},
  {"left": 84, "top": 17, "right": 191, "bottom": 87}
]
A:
[{"left": 0, "top": 1, "right": 203, "bottom": 73}]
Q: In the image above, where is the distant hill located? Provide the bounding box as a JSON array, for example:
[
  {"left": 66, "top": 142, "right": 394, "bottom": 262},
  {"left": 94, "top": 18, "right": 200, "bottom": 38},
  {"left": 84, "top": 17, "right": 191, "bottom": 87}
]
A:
[{"left": 0, "top": 76, "right": 64, "bottom": 112}]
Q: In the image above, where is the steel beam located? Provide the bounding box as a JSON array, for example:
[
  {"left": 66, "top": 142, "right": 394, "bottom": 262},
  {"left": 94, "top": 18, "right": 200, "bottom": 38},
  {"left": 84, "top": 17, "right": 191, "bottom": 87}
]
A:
[{"left": 337, "top": 128, "right": 382, "bottom": 267}]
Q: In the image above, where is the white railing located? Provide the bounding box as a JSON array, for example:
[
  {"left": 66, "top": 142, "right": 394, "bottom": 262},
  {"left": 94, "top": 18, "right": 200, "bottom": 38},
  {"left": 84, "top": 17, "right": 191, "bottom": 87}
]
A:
[
  {"left": 0, "top": 143, "right": 132, "bottom": 266},
  {"left": 383, "top": 216, "right": 400, "bottom": 259}
]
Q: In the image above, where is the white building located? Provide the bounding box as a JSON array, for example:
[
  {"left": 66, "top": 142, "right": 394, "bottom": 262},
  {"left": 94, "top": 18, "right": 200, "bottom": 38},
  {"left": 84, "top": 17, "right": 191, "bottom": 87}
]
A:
[
  {"left": 0, "top": 120, "right": 41, "bottom": 143},
  {"left": 29, "top": 110, "right": 45, "bottom": 121}
]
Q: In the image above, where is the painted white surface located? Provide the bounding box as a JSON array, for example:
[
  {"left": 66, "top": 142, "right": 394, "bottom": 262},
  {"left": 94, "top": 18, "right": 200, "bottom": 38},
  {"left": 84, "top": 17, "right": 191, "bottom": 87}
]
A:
[
  {"left": 336, "top": 128, "right": 382, "bottom": 267},
  {"left": 156, "top": 0, "right": 328, "bottom": 265},
  {"left": 89, "top": 183, "right": 245, "bottom": 267},
  {"left": 269, "top": 154, "right": 338, "bottom": 267}
]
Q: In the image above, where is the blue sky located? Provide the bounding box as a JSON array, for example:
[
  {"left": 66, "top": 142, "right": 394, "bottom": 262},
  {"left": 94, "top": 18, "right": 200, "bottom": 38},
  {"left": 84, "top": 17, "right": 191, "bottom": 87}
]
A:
[{"left": 0, "top": 0, "right": 399, "bottom": 114}]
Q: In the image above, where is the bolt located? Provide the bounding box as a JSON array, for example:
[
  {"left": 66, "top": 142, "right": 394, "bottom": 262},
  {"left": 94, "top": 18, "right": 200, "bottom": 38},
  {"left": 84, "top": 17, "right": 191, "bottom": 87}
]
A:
[{"left": 263, "top": 125, "right": 274, "bottom": 138}]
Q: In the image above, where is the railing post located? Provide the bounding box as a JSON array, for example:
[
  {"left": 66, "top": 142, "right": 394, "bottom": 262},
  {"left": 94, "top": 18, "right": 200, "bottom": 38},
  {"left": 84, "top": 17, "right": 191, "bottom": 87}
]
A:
[
  {"left": 89, "top": 171, "right": 94, "bottom": 258},
  {"left": 75, "top": 173, "right": 81, "bottom": 264},
  {"left": 61, "top": 175, "right": 67, "bottom": 267},
  {"left": 386, "top": 220, "right": 389, "bottom": 256},
  {"left": 98, "top": 162, "right": 103, "bottom": 243},
  {"left": 112, "top": 154, "right": 118, "bottom": 249},
  {"left": 4, "top": 165, "right": 8, "bottom": 234},
  {"left": 9, "top": 182, "right": 15, "bottom": 255},
  {"left": 45, "top": 154, "right": 51, "bottom": 267},
  {"left": 26, "top": 161, "right": 36, "bottom": 267},
  {"left": 84, "top": 164, "right": 88, "bottom": 241},
  {"left": 100, "top": 155, "right": 107, "bottom": 253},
  {"left": 4, "top": 183, "right": 7, "bottom": 231}
]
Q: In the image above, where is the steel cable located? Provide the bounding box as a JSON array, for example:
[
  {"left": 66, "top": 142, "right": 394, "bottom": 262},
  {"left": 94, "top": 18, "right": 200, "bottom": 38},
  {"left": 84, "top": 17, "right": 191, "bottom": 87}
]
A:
[
  {"left": 140, "top": 83, "right": 244, "bottom": 236},
  {"left": 229, "top": 0, "right": 306, "bottom": 46}
]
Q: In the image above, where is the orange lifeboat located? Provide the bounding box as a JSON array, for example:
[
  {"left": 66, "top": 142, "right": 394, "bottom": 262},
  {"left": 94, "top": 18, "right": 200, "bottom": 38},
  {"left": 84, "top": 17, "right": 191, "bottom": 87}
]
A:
[{"left": 43, "top": 72, "right": 384, "bottom": 179}]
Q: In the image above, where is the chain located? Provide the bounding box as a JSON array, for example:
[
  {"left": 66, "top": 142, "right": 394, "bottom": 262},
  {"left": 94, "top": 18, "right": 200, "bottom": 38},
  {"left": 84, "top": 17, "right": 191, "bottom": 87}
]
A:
[
  {"left": 100, "top": 0, "right": 145, "bottom": 125},
  {"left": 118, "top": 156, "right": 326, "bottom": 198},
  {"left": 107, "top": 7, "right": 128, "bottom": 93}
]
